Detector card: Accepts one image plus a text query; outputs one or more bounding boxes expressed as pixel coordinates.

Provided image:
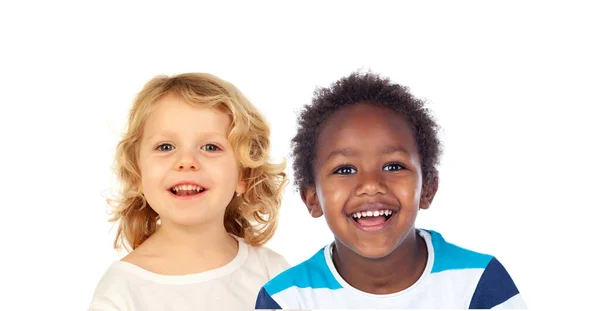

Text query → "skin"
[301,102,438,294]
[122,94,247,275]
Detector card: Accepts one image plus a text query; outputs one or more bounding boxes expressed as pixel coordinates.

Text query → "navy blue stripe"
[255,287,282,310]
[469,257,519,309]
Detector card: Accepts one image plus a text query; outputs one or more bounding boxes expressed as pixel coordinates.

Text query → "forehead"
[143,94,231,136]
[315,102,419,160]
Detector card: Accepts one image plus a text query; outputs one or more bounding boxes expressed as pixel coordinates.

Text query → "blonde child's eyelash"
[202,143,222,151]
[151,142,224,151]
[155,143,175,151]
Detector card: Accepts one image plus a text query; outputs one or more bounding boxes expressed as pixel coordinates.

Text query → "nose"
[175,152,200,171]
[355,169,388,196]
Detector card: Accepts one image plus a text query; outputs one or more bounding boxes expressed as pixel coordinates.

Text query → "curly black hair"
[291,71,442,191]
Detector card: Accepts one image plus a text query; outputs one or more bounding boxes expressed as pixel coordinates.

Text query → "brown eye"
[383,163,404,171]
[334,166,357,175]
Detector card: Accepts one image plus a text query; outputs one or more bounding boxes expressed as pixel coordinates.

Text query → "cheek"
[206,157,240,187]
[318,178,351,213]
[139,157,170,188]
[392,178,421,206]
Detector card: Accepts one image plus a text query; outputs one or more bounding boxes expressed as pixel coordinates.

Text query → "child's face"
[137,94,246,228]
[302,102,435,259]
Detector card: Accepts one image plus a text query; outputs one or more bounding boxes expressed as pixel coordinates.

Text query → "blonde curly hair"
[109,73,287,252]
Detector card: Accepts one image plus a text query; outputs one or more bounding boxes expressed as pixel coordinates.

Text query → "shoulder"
[421,229,526,309]
[250,243,288,267]
[423,229,494,274]
[469,257,526,309]
[255,246,341,309]
[244,241,290,278]
[265,246,340,294]
[88,262,136,311]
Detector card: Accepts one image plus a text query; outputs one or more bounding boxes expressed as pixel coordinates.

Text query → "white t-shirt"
[89,238,289,311]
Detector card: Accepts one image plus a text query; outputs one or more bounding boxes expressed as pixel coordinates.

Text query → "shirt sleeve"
[88,267,132,311]
[89,295,127,311]
[263,248,291,279]
[468,257,527,309]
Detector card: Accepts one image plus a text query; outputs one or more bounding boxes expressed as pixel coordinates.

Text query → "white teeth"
[352,209,394,218]
[172,184,204,192]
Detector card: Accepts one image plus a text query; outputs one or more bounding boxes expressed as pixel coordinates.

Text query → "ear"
[235,168,248,195]
[419,172,439,210]
[300,186,323,218]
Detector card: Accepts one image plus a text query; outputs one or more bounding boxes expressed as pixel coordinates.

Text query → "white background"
[1,1,598,310]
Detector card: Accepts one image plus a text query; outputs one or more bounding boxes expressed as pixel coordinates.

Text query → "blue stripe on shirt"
[263,248,342,296]
[427,230,493,273]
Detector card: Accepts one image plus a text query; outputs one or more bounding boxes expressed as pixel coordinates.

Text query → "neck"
[332,230,428,294]
[149,219,238,262]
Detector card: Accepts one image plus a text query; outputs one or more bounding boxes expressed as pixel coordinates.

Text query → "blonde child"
[89,73,289,310]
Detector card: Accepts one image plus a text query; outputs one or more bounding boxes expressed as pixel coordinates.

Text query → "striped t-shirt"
[255,229,525,309]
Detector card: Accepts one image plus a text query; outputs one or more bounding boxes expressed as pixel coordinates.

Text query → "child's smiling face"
[302,102,437,259]
[137,94,247,228]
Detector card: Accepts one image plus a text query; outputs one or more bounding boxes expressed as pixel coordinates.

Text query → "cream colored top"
[89,239,289,311]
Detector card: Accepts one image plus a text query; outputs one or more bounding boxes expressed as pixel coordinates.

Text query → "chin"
[166,213,219,227]
[352,245,396,260]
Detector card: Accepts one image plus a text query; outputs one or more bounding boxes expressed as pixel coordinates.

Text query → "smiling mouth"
[350,209,395,227]
[169,184,206,196]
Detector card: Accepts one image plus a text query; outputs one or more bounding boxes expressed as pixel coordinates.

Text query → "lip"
[167,181,207,190]
[167,181,208,201]
[346,202,399,217]
[168,190,207,200]
[347,201,399,232]
[350,211,396,232]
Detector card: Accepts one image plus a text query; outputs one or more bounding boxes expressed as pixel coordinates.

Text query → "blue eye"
[383,163,404,171]
[157,143,174,152]
[333,166,357,175]
[202,144,221,152]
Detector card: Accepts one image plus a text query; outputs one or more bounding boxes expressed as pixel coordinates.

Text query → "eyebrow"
[143,131,177,142]
[326,145,409,161]
[381,145,410,155]
[143,131,228,143]
[326,148,358,160]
